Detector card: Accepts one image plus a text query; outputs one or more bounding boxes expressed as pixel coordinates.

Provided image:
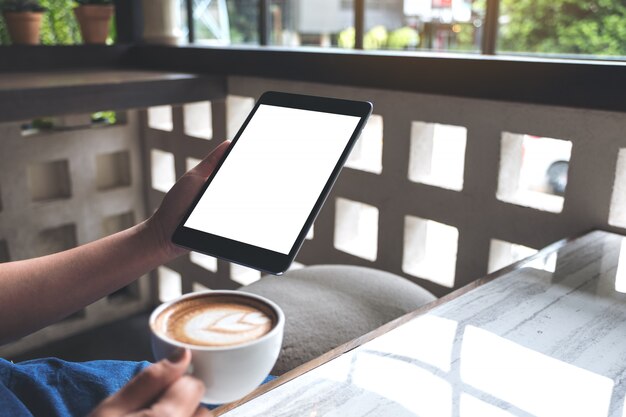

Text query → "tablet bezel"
[172,91,373,275]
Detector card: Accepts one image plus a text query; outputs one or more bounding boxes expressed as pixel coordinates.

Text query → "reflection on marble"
[614,241,626,293]
[460,326,613,417]
[222,231,626,417]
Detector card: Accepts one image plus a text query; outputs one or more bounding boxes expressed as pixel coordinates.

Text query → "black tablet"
[172,91,373,275]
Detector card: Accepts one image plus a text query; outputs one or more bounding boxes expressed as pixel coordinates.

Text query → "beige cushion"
[240,264,436,374]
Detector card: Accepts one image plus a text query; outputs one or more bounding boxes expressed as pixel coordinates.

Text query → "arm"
[0,141,230,345]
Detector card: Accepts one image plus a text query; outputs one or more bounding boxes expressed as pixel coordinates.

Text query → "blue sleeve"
[0,358,150,417]
[0,357,276,416]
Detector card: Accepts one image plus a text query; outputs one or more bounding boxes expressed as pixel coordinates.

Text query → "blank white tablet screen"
[184,104,361,254]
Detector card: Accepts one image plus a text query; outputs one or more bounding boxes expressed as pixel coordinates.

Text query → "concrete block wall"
[3,74,626,356]
[143,76,626,299]
[0,112,152,357]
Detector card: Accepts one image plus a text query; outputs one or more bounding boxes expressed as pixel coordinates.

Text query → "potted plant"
[1,0,45,45]
[73,0,113,44]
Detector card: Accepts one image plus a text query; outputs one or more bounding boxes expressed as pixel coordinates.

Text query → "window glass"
[498,0,626,57]
[365,0,485,52]
[192,0,259,45]
[269,0,354,47]
[186,0,626,60]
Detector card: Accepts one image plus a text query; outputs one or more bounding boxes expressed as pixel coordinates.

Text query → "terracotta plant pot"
[74,5,114,44]
[2,11,43,45]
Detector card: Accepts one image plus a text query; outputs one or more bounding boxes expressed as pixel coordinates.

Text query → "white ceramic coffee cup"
[149,290,284,404]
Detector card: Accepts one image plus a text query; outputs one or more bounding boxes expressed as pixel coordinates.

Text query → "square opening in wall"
[36,224,77,257]
[0,240,9,262]
[148,105,173,131]
[488,239,537,274]
[103,211,135,237]
[525,251,558,273]
[28,159,72,202]
[288,261,306,271]
[230,263,261,286]
[96,151,131,190]
[497,132,571,213]
[402,216,458,288]
[151,149,176,193]
[193,282,210,292]
[184,101,213,140]
[108,281,140,304]
[408,121,467,191]
[186,157,202,172]
[334,197,378,261]
[226,95,255,140]
[609,149,626,228]
[190,252,217,273]
[345,114,383,174]
[158,266,182,302]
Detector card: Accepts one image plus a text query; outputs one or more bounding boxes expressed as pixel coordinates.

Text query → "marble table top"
[217,230,626,417]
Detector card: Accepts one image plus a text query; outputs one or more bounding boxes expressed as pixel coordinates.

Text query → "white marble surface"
[222,231,626,417]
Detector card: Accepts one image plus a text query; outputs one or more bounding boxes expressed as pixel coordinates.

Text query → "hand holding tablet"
[172,91,373,274]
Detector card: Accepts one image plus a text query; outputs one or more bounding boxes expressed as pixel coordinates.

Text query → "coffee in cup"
[154,293,276,347]
[150,290,284,404]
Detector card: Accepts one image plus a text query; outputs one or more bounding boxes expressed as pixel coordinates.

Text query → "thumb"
[95,348,191,414]
[190,141,231,178]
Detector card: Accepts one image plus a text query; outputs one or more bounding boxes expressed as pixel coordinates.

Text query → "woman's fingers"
[145,375,206,417]
[92,349,191,415]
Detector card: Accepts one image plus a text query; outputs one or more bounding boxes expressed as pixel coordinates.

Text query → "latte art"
[157,296,276,347]
[178,304,271,346]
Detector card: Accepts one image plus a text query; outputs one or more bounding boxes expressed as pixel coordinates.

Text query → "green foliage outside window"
[364,26,388,50]
[387,26,420,50]
[499,0,626,56]
[454,24,476,51]
[338,26,420,50]
[226,0,258,44]
[193,0,258,44]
